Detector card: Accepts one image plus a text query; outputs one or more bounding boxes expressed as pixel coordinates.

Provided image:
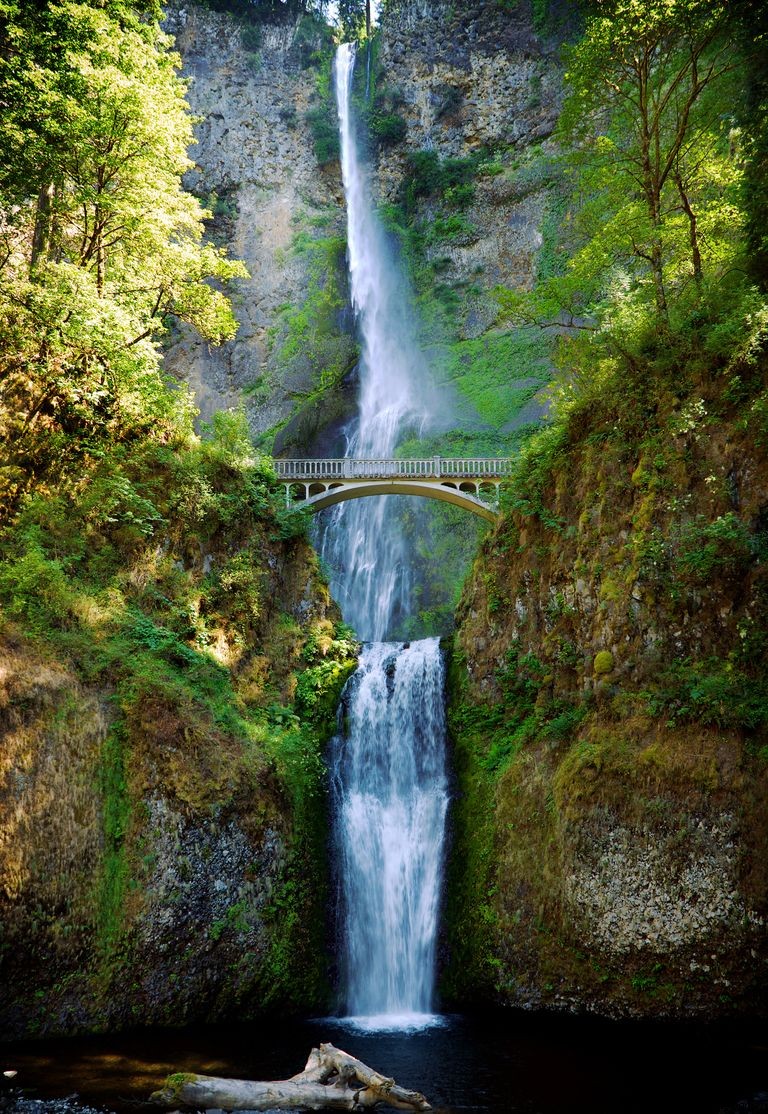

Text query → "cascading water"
[322,43,449,1027]
[319,41,434,642]
[329,639,448,1024]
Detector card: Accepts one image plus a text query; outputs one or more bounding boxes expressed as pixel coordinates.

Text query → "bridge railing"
[273,457,514,481]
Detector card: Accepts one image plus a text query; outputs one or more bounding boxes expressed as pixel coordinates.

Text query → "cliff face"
[0,459,356,1037]
[163,1,564,456]
[446,346,768,1017]
[378,0,563,297]
[163,5,354,446]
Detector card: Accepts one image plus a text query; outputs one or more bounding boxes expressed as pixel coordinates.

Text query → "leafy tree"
[0,2,247,516]
[336,0,370,41]
[499,0,745,344]
[730,0,768,287]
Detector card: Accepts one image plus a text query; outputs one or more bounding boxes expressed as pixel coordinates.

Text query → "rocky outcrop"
[446,351,768,1018]
[0,522,354,1038]
[163,4,350,437]
[378,0,563,295]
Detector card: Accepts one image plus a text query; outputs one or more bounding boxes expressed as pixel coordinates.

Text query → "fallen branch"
[150,1042,431,1112]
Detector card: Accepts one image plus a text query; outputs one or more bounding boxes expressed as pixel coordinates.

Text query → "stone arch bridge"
[274,458,513,521]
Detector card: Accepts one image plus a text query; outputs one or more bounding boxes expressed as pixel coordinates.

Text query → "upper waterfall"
[317,43,437,641]
[334,42,431,460]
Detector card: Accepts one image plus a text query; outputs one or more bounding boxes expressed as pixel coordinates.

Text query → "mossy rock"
[593,650,614,675]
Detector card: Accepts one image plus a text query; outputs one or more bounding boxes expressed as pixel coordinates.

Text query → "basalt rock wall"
[445,354,768,1018]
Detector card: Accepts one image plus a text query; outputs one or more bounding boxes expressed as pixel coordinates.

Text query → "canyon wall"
[445,344,768,1017]
[163,4,354,449]
[0,472,355,1037]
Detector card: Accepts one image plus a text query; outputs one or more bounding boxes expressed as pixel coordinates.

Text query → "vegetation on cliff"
[445,0,768,1017]
[0,0,356,1036]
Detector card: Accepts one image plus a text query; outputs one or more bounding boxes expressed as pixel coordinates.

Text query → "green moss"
[305,48,339,164]
[435,329,551,430]
[98,724,130,955]
[593,650,614,675]
[441,650,500,1002]
[269,233,357,404]
[152,1072,198,1105]
[256,625,358,1010]
[0,407,357,1024]
[645,657,768,731]
[306,107,340,165]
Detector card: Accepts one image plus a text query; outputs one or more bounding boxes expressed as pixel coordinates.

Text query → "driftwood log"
[150,1043,431,1112]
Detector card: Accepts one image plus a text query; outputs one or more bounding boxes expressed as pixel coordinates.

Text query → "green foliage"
[496,0,762,385]
[636,511,763,597]
[269,234,357,397]
[441,652,502,1002]
[240,23,262,51]
[306,50,340,164]
[198,0,325,21]
[675,513,757,580]
[437,329,551,429]
[306,106,341,165]
[98,724,130,953]
[394,498,488,639]
[733,1,768,286]
[0,0,248,520]
[402,149,481,211]
[336,0,369,41]
[499,422,568,529]
[646,657,768,731]
[428,213,476,244]
[367,110,407,148]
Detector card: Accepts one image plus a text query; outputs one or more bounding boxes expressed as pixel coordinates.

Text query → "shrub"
[369,111,407,148]
[306,107,340,165]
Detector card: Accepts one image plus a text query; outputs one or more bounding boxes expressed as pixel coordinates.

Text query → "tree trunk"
[673,167,703,286]
[30,183,54,275]
[150,1043,431,1113]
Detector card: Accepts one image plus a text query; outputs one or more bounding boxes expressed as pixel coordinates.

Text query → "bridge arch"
[302,480,498,521]
[274,457,512,523]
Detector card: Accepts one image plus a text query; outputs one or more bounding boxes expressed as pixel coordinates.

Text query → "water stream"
[329,639,448,1025]
[319,41,433,642]
[322,43,449,1025]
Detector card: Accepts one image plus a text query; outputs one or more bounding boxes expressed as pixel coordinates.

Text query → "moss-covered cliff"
[0,421,356,1037]
[0,0,357,1035]
[445,317,768,1017]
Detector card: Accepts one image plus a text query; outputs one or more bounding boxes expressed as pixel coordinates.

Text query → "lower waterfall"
[329,639,448,1025]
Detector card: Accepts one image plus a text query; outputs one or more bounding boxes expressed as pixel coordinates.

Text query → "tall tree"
[559,0,735,324]
[0,1,247,514]
[498,0,749,358]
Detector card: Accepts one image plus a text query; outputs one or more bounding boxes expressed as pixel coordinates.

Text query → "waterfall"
[321,43,449,1028]
[319,42,433,643]
[329,639,448,1024]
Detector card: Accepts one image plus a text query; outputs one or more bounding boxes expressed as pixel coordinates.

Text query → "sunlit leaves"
[0,1,249,513]
[496,0,755,373]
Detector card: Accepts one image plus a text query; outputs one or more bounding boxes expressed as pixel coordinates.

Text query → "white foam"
[326,1012,448,1034]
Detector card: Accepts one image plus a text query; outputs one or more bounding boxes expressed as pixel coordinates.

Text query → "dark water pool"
[1,1011,767,1114]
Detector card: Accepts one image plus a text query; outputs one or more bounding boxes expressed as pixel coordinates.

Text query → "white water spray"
[320,42,434,642]
[330,639,448,1024]
[325,44,449,1028]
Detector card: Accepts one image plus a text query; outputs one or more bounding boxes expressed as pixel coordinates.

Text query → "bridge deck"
[274,457,513,481]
